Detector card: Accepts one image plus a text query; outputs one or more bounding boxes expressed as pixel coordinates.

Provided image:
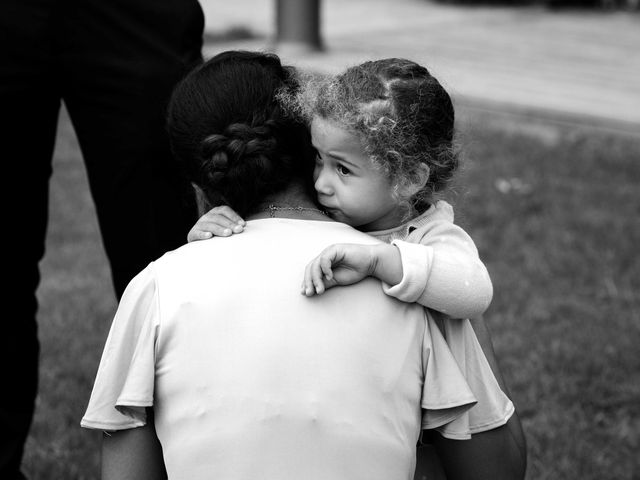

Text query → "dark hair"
[166,50,312,217]
[293,58,459,215]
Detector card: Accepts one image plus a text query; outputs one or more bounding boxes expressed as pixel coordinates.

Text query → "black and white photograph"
[2,0,638,478]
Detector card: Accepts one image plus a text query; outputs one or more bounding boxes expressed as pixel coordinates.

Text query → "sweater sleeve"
[381,220,493,319]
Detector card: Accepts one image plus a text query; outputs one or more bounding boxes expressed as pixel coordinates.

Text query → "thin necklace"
[265,204,328,218]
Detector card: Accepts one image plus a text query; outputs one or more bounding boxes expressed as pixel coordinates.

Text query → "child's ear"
[399,163,431,200]
[417,163,430,188]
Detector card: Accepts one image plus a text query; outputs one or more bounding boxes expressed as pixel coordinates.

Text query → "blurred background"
[27,0,639,478]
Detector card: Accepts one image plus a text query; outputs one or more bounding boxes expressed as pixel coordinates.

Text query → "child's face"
[310,117,405,231]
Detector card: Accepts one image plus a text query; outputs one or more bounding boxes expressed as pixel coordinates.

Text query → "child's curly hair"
[286,58,459,215]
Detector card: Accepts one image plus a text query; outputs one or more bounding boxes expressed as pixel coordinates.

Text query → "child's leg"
[414,444,446,480]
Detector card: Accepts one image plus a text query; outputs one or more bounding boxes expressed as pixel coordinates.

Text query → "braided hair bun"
[200,122,277,186]
[167,51,312,216]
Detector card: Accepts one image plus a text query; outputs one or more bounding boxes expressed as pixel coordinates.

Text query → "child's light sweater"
[369,200,493,319]
[369,200,514,438]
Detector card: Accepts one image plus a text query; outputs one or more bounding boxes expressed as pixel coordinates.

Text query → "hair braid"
[167,51,314,217]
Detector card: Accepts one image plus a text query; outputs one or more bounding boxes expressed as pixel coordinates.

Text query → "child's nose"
[314,169,333,195]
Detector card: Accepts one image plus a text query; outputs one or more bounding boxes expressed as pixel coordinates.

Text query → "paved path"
[201,0,640,136]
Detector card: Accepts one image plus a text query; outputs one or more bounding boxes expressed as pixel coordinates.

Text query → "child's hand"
[301,243,377,296]
[187,206,246,242]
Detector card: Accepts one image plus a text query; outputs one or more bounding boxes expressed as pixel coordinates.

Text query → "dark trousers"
[0,1,204,477]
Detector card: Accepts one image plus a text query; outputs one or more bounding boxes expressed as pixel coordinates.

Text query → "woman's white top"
[82,219,478,480]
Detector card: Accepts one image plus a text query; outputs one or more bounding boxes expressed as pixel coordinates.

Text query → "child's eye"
[337,164,351,176]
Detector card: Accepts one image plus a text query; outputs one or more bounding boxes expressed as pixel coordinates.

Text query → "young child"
[188,58,513,440]
[190,58,491,318]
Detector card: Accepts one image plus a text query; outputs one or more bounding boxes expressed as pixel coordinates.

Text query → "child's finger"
[301,262,312,295]
[302,259,319,296]
[319,256,333,282]
[195,230,213,240]
[210,214,243,233]
[188,222,236,242]
[187,228,213,242]
[213,206,246,227]
[310,260,326,295]
[201,221,235,237]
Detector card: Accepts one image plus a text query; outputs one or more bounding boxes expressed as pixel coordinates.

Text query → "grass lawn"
[23,106,639,479]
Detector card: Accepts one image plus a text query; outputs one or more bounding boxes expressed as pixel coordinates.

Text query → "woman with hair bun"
[80,51,525,480]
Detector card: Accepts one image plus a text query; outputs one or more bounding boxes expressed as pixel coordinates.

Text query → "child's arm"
[384,219,493,318]
[187,206,246,242]
[302,243,402,295]
[302,221,492,319]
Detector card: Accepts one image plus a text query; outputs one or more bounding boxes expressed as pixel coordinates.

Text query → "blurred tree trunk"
[275,0,323,53]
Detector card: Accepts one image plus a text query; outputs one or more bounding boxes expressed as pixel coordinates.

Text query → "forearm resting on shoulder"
[369,243,404,286]
[383,240,493,318]
[425,249,493,318]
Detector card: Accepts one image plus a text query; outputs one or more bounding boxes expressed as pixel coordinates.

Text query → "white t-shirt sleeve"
[81,264,160,431]
[382,222,493,319]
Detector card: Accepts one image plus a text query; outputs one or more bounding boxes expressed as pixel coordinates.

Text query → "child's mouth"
[320,204,338,214]
[323,207,343,220]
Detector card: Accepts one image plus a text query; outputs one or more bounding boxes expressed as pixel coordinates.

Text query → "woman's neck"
[246,181,331,222]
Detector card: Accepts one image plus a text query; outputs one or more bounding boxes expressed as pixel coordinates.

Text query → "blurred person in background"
[0,0,204,478]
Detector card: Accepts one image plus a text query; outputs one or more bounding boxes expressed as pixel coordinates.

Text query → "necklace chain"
[266,204,328,218]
